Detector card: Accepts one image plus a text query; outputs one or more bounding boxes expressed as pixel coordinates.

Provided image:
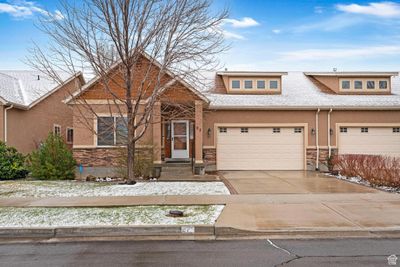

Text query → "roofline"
[217,71,288,76]
[304,72,399,77]
[208,105,400,111]
[65,52,209,104]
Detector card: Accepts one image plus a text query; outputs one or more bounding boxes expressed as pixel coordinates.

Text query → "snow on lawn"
[0,205,224,227]
[331,174,400,194]
[0,181,230,198]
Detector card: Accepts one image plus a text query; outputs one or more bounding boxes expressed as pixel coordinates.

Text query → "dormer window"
[367,81,375,89]
[341,80,350,89]
[231,80,240,89]
[354,81,363,89]
[244,80,253,89]
[269,80,278,89]
[379,80,388,89]
[257,80,265,89]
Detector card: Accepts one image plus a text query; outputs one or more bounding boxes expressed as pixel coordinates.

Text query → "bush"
[117,146,154,179]
[0,142,28,180]
[332,154,400,188]
[27,133,76,180]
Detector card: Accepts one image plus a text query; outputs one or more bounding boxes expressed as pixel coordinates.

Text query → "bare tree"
[27,0,227,182]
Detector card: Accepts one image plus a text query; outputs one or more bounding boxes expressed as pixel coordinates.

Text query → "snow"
[206,72,400,108]
[0,205,225,227]
[0,181,230,198]
[331,174,400,194]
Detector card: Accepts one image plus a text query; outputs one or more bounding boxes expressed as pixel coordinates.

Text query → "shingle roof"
[0,70,72,109]
[206,72,400,109]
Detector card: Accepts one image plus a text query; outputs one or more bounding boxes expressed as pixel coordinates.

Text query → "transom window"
[219,127,227,133]
[244,80,253,89]
[269,80,278,89]
[53,124,61,136]
[379,80,388,89]
[340,127,348,133]
[240,127,249,133]
[257,80,265,89]
[354,81,363,89]
[367,81,375,89]
[294,128,302,133]
[393,128,400,133]
[361,127,368,133]
[341,80,350,89]
[273,127,280,133]
[97,116,128,146]
[66,128,73,143]
[231,80,240,89]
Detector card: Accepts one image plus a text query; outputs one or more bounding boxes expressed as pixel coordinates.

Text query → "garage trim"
[214,123,308,170]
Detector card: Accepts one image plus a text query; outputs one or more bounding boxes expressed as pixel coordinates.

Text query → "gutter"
[315,108,320,171]
[208,105,400,111]
[328,108,333,158]
[4,105,13,143]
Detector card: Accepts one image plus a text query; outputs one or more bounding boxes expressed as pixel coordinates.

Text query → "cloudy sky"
[1,0,400,71]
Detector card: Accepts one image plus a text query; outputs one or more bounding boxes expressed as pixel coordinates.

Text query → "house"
[66,57,400,176]
[0,71,84,154]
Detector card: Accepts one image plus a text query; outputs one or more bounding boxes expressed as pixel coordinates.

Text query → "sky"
[1,0,400,71]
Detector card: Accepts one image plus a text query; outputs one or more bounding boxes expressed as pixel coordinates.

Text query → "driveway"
[220,171,377,194]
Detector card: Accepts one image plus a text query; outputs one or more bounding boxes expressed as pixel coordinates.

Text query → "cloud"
[0,0,63,20]
[314,6,324,14]
[272,29,281,34]
[223,17,260,28]
[278,45,400,61]
[222,30,245,40]
[336,1,400,18]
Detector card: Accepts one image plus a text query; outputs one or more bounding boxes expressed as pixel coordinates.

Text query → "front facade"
[67,61,400,176]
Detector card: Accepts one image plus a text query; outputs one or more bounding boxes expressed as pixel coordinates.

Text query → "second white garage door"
[216,127,304,170]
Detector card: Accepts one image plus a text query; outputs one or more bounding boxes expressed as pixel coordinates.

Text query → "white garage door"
[339,127,400,158]
[216,127,304,170]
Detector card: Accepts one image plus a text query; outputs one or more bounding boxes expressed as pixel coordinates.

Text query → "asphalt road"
[0,238,399,267]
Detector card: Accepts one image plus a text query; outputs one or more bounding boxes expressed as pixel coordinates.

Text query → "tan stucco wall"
[6,78,80,154]
[0,105,4,142]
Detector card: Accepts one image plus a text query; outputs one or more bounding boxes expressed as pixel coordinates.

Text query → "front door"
[171,120,189,158]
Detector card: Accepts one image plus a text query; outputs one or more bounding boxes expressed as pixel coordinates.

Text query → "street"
[0,238,398,267]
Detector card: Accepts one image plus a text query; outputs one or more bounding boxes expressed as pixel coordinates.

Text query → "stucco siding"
[0,105,4,142]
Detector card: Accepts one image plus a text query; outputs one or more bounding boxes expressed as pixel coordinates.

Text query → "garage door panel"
[217,127,304,171]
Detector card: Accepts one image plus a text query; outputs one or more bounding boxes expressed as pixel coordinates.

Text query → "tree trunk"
[127,139,135,183]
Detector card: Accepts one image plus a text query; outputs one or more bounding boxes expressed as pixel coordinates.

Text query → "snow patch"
[330,174,400,193]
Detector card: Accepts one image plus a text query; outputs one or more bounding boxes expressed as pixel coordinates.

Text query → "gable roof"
[64,53,209,104]
[0,70,84,109]
[206,71,400,110]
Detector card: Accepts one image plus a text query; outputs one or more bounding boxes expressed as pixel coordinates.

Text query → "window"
[240,127,249,133]
[294,128,302,133]
[379,80,388,89]
[231,80,240,89]
[361,127,368,133]
[66,128,73,143]
[341,80,350,89]
[367,81,375,89]
[340,127,348,133]
[97,116,128,146]
[273,127,280,133]
[393,128,400,133]
[354,81,363,89]
[219,127,227,133]
[269,80,278,89]
[53,124,61,136]
[257,80,265,89]
[244,80,253,89]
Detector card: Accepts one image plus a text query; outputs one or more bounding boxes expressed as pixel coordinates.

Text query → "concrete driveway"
[220,171,377,194]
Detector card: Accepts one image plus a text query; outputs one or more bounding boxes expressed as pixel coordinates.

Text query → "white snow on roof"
[0,70,71,108]
[206,72,400,108]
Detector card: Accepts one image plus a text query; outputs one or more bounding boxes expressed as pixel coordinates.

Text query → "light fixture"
[207,128,211,137]
[311,128,315,135]
[330,128,334,135]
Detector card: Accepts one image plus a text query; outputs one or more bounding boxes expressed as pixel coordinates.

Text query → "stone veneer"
[203,148,216,165]
[73,148,123,167]
[306,148,337,171]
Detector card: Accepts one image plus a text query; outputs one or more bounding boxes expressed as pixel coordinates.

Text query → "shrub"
[332,154,400,188]
[117,146,154,179]
[27,133,76,180]
[0,142,28,180]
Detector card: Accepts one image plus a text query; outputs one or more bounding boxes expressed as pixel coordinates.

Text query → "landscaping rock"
[86,175,96,182]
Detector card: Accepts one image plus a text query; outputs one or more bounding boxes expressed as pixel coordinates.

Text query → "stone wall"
[306,148,337,171]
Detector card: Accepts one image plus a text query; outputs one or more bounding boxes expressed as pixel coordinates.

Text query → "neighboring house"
[66,56,400,176]
[0,71,84,154]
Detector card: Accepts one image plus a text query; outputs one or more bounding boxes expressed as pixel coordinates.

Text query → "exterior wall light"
[207,128,211,137]
[330,128,334,135]
[311,128,316,135]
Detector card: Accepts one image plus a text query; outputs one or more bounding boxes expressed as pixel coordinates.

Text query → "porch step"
[161,162,192,168]
[160,165,194,179]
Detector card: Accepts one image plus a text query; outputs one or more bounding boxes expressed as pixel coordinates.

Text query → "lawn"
[0,181,230,198]
[0,205,224,227]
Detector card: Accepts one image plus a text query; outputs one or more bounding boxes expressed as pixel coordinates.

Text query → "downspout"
[328,108,333,158]
[4,105,13,143]
[315,108,320,170]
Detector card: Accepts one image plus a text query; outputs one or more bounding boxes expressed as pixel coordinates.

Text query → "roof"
[206,72,400,110]
[217,71,288,76]
[0,70,82,109]
[304,71,398,77]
